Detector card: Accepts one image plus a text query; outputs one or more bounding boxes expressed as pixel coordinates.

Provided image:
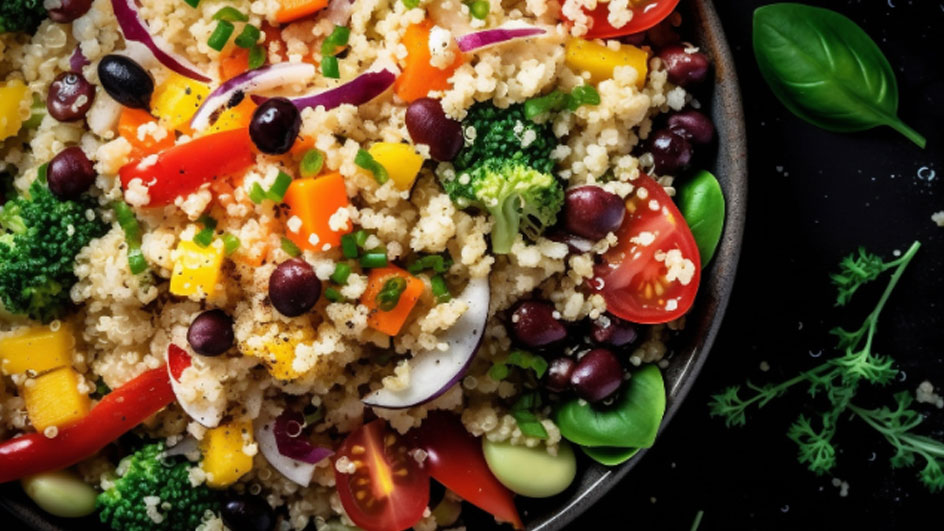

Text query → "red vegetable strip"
[168,344,192,381]
[0,366,174,483]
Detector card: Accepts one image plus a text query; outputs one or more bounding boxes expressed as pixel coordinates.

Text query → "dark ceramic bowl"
[0,0,745,529]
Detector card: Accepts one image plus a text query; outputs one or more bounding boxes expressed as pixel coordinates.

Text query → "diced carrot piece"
[118,108,175,162]
[289,134,316,158]
[361,266,426,336]
[283,172,352,252]
[395,20,464,103]
[220,46,251,81]
[276,0,329,23]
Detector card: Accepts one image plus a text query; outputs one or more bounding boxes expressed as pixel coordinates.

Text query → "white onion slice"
[253,68,396,112]
[255,410,322,487]
[189,62,317,132]
[455,25,547,53]
[166,344,224,428]
[110,0,211,82]
[363,277,490,409]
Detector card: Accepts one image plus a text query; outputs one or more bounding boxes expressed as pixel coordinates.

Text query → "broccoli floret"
[97,442,220,531]
[443,160,563,254]
[0,174,107,322]
[0,0,46,34]
[453,101,557,174]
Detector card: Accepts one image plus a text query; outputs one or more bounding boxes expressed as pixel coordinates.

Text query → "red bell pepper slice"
[414,412,523,529]
[0,366,174,483]
[119,128,256,207]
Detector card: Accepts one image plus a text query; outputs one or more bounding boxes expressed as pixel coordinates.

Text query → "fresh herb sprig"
[710,241,944,491]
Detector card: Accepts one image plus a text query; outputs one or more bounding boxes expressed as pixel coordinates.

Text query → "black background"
[576,0,944,529]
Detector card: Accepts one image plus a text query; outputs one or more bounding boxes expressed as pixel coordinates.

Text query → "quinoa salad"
[0,0,721,529]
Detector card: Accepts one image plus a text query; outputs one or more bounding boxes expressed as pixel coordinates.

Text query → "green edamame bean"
[677,169,725,264]
[21,470,98,518]
[482,439,576,498]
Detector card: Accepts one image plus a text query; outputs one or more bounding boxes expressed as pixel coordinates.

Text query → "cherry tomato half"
[413,412,523,529]
[564,0,680,39]
[590,173,701,324]
[334,420,430,531]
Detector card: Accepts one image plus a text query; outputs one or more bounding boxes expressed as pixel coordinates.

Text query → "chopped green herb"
[222,233,241,256]
[281,236,302,257]
[113,201,148,275]
[208,20,235,52]
[376,277,407,311]
[212,6,248,22]
[331,263,352,285]
[235,24,261,49]
[355,149,389,184]
[324,287,345,302]
[513,410,549,439]
[36,163,48,184]
[401,0,420,8]
[406,254,453,274]
[340,233,359,258]
[430,274,450,303]
[359,251,387,269]
[183,0,200,7]
[488,363,510,381]
[300,149,325,178]
[249,182,266,204]
[524,85,601,120]
[268,171,293,202]
[248,44,266,69]
[490,350,549,381]
[470,0,490,20]
[567,85,601,110]
[193,216,217,248]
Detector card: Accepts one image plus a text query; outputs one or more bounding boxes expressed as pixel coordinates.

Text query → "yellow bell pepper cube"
[368,142,424,190]
[206,97,256,135]
[240,323,314,380]
[170,240,225,298]
[201,421,254,488]
[565,39,649,87]
[151,73,211,132]
[0,323,75,376]
[0,80,30,141]
[21,367,90,432]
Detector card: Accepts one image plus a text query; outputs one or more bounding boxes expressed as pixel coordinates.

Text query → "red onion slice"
[110,0,211,82]
[362,276,490,409]
[273,410,333,464]
[255,409,333,486]
[321,0,355,26]
[166,344,224,428]
[189,62,317,132]
[252,68,396,112]
[69,45,89,73]
[455,25,547,53]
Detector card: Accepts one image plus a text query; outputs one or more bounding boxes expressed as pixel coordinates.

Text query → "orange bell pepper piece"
[118,108,175,162]
[283,172,352,252]
[220,46,250,81]
[276,0,328,24]
[395,20,464,103]
[361,266,426,336]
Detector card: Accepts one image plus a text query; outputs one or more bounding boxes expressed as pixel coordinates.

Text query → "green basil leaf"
[678,169,725,265]
[554,364,666,448]
[753,3,925,148]
[582,445,640,466]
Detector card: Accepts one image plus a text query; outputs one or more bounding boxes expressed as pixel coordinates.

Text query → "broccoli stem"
[488,194,522,254]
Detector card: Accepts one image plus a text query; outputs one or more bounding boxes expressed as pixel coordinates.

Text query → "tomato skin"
[563,0,680,39]
[334,420,430,531]
[591,173,701,324]
[413,412,523,529]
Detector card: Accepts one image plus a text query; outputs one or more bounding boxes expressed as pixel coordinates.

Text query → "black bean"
[570,348,623,403]
[510,301,566,348]
[658,45,710,88]
[97,55,154,110]
[269,258,321,317]
[221,495,276,531]
[405,98,464,162]
[563,186,626,241]
[667,109,715,145]
[249,98,301,155]
[545,357,576,393]
[647,128,693,176]
[47,0,93,23]
[187,310,235,357]
[46,71,95,122]
[47,146,95,200]
[590,314,638,347]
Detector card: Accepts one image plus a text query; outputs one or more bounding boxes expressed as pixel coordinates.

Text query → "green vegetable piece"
[523,90,568,120]
[212,6,248,22]
[268,171,293,202]
[248,44,266,69]
[430,274,450,303]
[21,470,98,518]
[193,215,217,248]
[482,439,577,498]
[753,4,925,148]
[581,445,641,466]
[322,25,351,55]
[331,263,352,285]
[470,0,490,19]
[355,149,389,184]
[401,0,420,7]
[324,287,344,302]
[321,55,340,79]
[114,200,148,274]
[340,233,359,258]
[249,182,267,203]
[376,276,407,310]
[567,85,600,110]
[512,409,549,439]
[281,236,301,257]
[208,20,235,52]
[0,0,47,34]
[222,233,241,256]
[23,94,45,129]
[353,229,369,248]
[677,169,725,264]
[235,24,261,49]
[360,251,388,269]
[183,0,200,7]
[300,149,325,178]
[555,364,666,448]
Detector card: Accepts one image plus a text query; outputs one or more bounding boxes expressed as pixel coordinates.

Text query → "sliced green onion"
[359,251,387,269]
[512,409,549,439]
[321,56,340,79]
[402,0,420,7]
[222,233,241,256]
[36,163,48,185]
[353,229,369,248]
[212,6,248,22]
[183,0,200,7]
[488,362,509,381]
[355,149,389,184]
[249,182,266,204]
[325,287,345,302]
[300,149,325,178]
[193,216,217,248]
[470,0,490,20]
[248,44,266,69]
[127,249,148,275]
[268,171,293,202]
[23,95,45,129]
[304,407,324,426]
[281,236,301,257]
[321,26,351,55]
[376,276,407,311]
[208,21,235,52]
[524,90,568,120]
[430,274,451,303]
[235,24,261,49]
[113,201,148,275]
[331,263,352,285]
[568,85,601,110]
[340,233,359,258]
